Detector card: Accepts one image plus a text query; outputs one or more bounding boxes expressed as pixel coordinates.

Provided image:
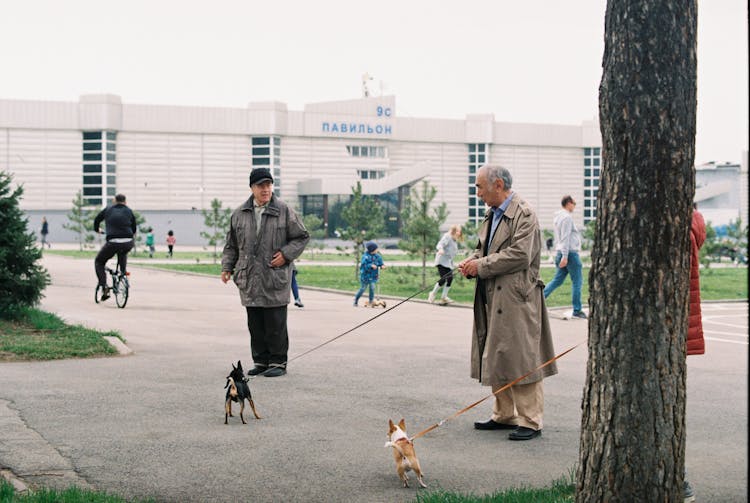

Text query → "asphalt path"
[0,255,746,502]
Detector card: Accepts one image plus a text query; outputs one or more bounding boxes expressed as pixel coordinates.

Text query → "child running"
[353,241,385,307]
[166,230,176,258]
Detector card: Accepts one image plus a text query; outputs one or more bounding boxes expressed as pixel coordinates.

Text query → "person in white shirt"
[543,195,586,319]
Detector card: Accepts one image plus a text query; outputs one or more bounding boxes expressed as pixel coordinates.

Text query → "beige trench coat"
[469,194,557,387]
[222,195,309,307]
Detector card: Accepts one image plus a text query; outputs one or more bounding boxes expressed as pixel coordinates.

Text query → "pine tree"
[63,190,96,251]
[131,210,149,256]
[201,198,232,264]
[0,171,51,319]
[398,180,448,288]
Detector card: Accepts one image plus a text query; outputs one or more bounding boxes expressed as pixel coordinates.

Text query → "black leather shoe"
[247,365,267,376]
[264,366,286,377]
[508,426,541,440]
[474,419,518,430]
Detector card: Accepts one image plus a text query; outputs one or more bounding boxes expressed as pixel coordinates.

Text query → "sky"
[0,0,747,165]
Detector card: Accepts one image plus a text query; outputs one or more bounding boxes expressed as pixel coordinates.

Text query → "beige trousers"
[491,380,544,430]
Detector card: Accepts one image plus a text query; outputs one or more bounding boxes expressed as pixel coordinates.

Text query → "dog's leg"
[224,399,231,424]
[414,464,427,487]
[239,400,246,424]
[248,399,262,419]
[414,462,427,488]
[397,465,409,488]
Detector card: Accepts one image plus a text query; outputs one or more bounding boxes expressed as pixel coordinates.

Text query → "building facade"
[1,94,601,244]
[695,158,749,229]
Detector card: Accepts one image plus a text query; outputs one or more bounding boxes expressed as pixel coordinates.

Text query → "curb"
[0,468,29,494]
[104,336,133,355]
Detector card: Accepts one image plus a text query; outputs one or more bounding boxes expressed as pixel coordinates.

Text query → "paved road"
[1,255,746,502]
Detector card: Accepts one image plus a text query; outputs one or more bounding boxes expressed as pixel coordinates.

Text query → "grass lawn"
[0,308,120,361]
[1,474,572,503]
[0,479,153,503]
[413,474,574,502]
[139,263,747,307]
[44,248,432,263]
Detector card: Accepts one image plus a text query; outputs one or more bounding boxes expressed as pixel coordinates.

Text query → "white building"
[1,94,602,244]
[695,157,749,229]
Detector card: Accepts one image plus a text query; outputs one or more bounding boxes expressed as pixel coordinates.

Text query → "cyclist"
[93,194,137,301]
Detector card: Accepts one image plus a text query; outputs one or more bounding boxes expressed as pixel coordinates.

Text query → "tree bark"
[576,1,697,501]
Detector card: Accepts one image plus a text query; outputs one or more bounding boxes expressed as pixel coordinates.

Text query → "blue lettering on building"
[321,122,393,135]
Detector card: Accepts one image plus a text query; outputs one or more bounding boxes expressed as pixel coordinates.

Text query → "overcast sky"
[1,0,746,165]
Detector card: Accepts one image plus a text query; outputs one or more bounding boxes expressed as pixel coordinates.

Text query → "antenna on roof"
[362,73,373,97]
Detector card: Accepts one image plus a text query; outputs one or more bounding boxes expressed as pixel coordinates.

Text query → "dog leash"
[284,266,461,364]
[408,341,584,442]
[250,267,461,377]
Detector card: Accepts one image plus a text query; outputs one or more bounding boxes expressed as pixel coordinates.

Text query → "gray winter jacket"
[222,195,309,307]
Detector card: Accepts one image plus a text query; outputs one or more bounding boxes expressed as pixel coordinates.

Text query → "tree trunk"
[576,1,697,501]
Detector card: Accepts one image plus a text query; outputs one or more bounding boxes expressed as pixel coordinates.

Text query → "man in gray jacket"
[221,168,310,377]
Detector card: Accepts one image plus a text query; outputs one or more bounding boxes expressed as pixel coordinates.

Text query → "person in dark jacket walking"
[40,217,51,248]
[93,194,137,301]
[221,168,309,377]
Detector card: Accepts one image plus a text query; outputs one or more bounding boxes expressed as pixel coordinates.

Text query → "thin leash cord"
[286,266,461,364]
[408,341,584,442]
[252,266,461,376]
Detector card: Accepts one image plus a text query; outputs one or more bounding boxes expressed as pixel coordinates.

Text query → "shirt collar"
[492,191,514,215]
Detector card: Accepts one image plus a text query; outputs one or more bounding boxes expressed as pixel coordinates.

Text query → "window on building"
[583,147,601,224]
[346,145,387,158]
[82,131,116,207]
[468,143,488,225]
[357,170,385,180]
[251,136,281,196]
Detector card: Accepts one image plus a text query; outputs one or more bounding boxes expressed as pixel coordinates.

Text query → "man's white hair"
[481,164,513,189]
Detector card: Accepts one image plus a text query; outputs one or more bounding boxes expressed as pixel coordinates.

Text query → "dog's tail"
[384,441,409,461]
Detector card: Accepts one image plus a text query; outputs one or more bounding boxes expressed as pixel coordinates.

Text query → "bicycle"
[95,258,130,308]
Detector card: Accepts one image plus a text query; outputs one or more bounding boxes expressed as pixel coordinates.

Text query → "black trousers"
[436,265,454,287]
[245,306,289,368]
[95,241,134,286]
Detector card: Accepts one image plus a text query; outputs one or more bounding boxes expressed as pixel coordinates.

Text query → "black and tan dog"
[224,360,261,424]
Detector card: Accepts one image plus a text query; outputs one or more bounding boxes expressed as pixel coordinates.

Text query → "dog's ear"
[232,362,236,370]
[388,419,394,429]
[237,360,243,371]
[398,418,406,430]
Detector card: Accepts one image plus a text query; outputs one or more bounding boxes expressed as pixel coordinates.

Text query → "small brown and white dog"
[385,418,427,488]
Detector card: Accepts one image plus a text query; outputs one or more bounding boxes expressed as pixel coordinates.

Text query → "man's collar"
[491,191,514,214]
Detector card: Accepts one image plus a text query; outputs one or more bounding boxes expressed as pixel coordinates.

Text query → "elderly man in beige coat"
[458,164,556,441]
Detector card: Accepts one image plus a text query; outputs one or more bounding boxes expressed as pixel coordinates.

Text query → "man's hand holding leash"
[458,258,478,279]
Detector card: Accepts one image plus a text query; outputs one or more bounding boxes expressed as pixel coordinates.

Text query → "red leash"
[409,342,584,441]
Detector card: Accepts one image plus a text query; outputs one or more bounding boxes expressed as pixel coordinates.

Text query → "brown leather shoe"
[474,419,518,430]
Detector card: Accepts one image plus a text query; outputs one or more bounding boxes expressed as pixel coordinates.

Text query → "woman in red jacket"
[688,205,706,355]
[685,204,707,503]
